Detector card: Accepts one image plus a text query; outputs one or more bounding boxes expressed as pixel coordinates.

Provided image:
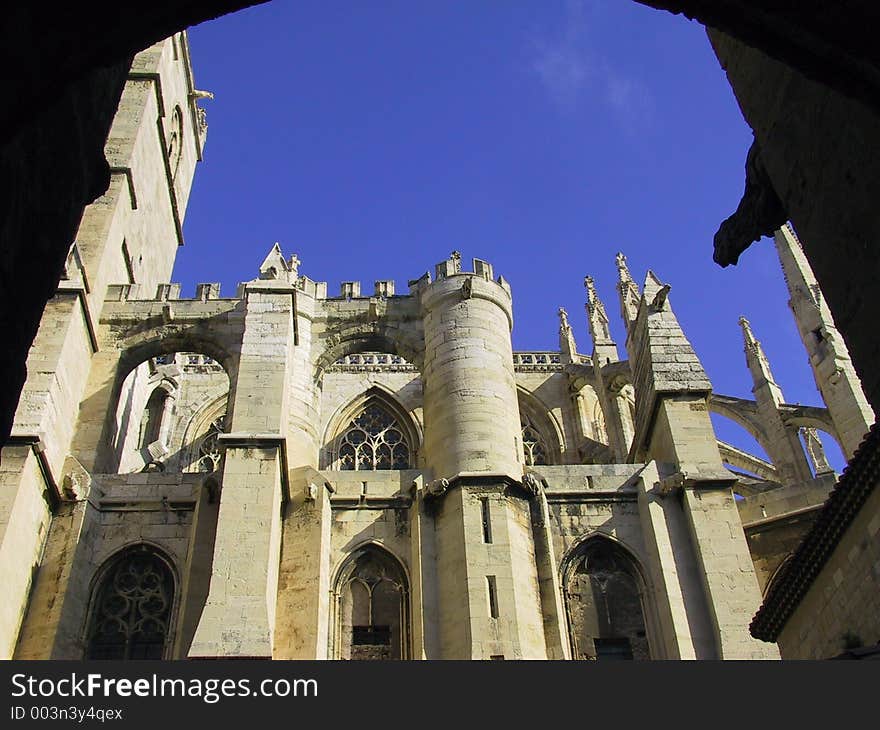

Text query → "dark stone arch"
[762,553,795,600]
[83,543,178,660]
[709,395,770,449]
[104,336,233,475]
[332,543,410,660]
[561,535,651,661]
[314,321,424,381]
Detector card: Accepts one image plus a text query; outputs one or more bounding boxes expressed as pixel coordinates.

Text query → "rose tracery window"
[337,402,411,470]
[86,549,174,660]
[521,416,548,466]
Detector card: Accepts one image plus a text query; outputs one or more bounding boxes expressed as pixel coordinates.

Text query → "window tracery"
[195,414,226,472]
[521,415,548,466]
[337,402,411,470]
[86,549,174,660]
[336,547,408,660]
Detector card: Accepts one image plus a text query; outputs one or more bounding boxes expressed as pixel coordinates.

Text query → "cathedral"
[2,31,873,661]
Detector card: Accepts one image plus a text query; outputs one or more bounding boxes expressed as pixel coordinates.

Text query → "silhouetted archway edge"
[5,1,880,452]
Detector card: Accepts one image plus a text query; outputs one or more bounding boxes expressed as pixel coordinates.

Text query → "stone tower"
[419,254,546,659]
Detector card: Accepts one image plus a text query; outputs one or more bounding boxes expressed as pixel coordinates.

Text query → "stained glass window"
[338,403,411,470]
[86,549,174,660]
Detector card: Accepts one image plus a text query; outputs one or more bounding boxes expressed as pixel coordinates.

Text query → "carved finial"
[739,316,758,350]
[450,250,462,273]
[289,253,301,278]
[584,275,612,344]
[559,307,570,331]
[615,253,633,284]
[259,242,289,281]
[615,253,641,328]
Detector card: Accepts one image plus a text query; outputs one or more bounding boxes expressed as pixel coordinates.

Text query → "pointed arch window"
[85,547,175,660]
[337,402,411,470]
[521,415,548,466]
[564,538,650,661]
[334,546,409,660]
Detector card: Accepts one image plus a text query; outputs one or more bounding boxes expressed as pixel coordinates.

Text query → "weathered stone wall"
[738,479,833,593]
[14,472,206,659]
[777,483,880,658]
[0,446,52,658]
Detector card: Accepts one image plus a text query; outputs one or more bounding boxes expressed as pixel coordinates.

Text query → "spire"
[739,316,785,405]
[558,307,578,363]
[615,252,640,329]
[774,224,874,458]
[258,242,290,281]
[775,224,821,316]
[622,265,714,464]
[584,276,619,364]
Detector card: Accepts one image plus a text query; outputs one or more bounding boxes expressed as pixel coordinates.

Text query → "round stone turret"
[420,256,521,480]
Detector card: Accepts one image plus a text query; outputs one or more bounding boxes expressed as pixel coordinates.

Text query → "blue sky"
[174,0,845,471]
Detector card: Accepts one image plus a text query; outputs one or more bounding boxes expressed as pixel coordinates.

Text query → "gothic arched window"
[337,402,411,470]
[85,547,175,660]
[521,415,548,466]
[564,538,650,661]
[335,546,409,660]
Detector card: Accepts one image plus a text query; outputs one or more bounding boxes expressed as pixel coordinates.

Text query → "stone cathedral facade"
[2,33,873,661]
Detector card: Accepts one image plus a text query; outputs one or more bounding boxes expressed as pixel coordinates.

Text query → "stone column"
[188,284,294,658]
[419,256,547,659]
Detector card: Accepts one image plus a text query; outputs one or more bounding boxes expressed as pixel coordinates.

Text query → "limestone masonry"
[2,33,872,660]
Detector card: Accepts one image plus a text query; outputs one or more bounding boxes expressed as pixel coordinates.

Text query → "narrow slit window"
[480,498,492,543]
[487,576,499,619]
